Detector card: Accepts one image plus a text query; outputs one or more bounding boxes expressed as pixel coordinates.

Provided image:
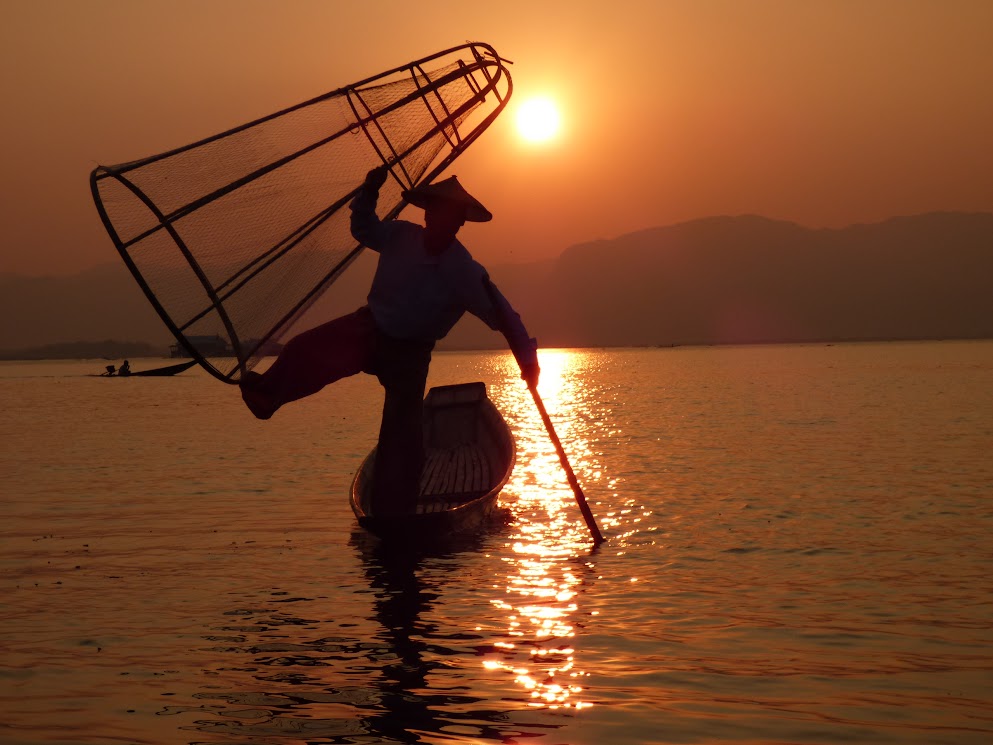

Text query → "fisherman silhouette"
[119,360,131,376]
[240,166,538,514]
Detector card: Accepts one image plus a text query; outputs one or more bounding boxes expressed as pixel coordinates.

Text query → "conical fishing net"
[91,43,512,383]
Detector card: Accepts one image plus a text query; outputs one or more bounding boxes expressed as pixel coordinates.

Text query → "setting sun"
[515,96,561,143]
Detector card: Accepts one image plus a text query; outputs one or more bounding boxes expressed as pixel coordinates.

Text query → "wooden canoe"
[350,381,515,539]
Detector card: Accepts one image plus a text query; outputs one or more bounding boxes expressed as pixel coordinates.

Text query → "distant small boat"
[350,382,515,540]
[96,360,198,377]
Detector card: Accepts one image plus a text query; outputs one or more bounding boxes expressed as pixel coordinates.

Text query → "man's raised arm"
[349,166,390,251]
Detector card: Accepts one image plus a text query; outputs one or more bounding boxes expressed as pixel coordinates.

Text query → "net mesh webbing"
[91,43,511,383]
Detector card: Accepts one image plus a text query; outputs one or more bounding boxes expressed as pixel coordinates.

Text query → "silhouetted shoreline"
[4,212,992,357]
[0,340,160,361]
[2,335,990,362]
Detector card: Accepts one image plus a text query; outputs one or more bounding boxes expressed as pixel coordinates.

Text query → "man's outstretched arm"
[478,275,540,387]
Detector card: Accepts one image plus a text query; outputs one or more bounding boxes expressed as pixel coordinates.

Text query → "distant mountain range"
[2,212,991,358]
[471,211,993,349]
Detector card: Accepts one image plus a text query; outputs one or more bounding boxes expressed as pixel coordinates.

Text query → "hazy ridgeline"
[2,212,991,356]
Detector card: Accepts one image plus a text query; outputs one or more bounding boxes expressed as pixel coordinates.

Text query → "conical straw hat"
[402,176,492,222]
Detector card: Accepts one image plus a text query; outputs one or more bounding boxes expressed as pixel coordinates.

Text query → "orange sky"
[2,0,992,276]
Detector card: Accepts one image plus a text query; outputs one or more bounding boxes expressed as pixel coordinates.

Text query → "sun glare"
[516,97,561,143]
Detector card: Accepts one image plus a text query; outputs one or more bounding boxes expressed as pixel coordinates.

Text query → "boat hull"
[130,360,198,377]
[350,382,515,541]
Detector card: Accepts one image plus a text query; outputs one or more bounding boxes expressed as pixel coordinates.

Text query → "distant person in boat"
[240,165,539,514]
[119,360,131,377]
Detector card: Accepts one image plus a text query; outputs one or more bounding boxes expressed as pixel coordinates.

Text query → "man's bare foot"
[240,371,277,420]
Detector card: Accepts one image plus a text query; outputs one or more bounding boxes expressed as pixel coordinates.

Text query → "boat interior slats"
[419,442,493,497]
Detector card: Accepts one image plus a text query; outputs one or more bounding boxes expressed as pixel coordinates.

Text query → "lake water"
[2,342,992,745]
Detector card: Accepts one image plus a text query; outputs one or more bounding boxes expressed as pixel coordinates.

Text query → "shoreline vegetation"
[2,335,991,362]
[0,340,161,361]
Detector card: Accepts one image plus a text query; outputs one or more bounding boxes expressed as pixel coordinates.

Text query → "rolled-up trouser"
[247,306,432,514]
[249,307,377,407]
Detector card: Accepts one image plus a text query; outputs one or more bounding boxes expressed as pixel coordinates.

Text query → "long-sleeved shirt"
[349,183,537,368]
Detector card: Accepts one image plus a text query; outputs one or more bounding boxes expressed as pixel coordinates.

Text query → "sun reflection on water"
[483,349,617,710]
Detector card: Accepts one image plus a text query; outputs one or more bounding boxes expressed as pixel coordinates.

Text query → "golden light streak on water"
[481,349,621,710]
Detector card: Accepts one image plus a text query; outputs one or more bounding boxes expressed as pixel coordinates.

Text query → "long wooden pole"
[528,383,605,545]
[481,276,605,545]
